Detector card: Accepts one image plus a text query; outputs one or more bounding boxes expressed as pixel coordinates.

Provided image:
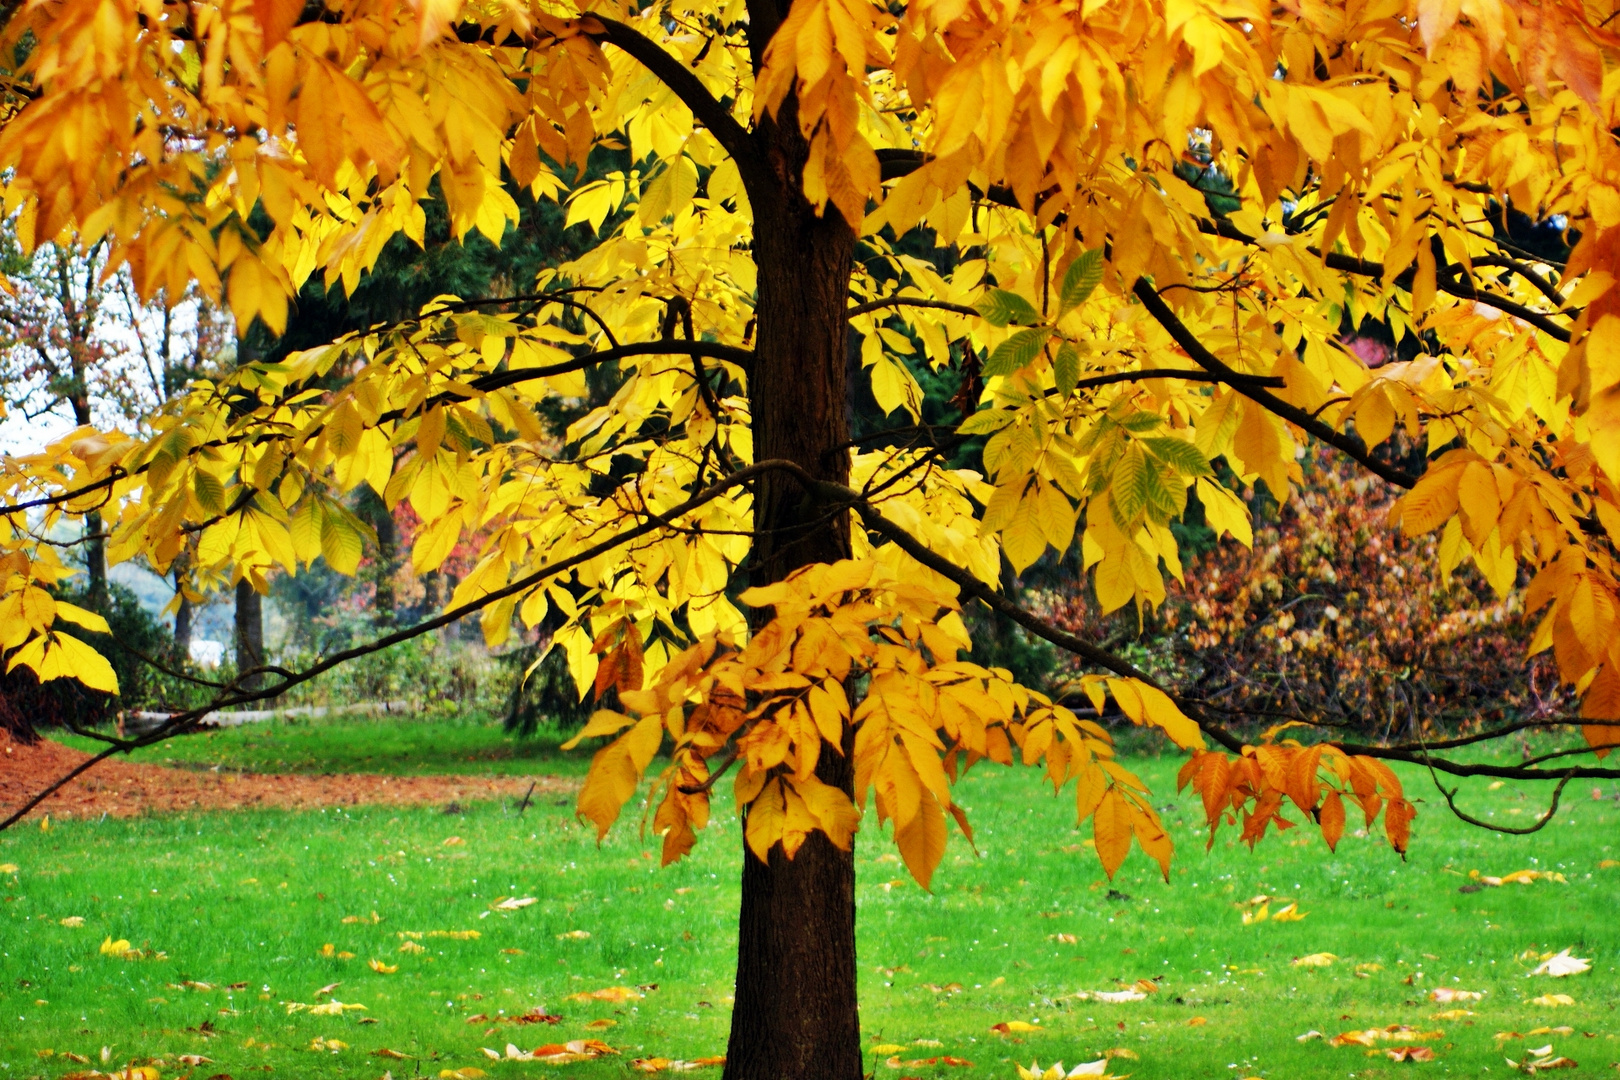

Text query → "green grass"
[57,712,592,778]
[3,746,1619,1079]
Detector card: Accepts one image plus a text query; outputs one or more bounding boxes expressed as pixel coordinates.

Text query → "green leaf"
[958,409,1016,435]
[1059,249,1105,314]
[976,289,1040,328]
[1109,444,1151,525]
[1116,410,1164,433]
[982,328,1052,378]
[1141,436,1214,477]
[1143,461,1187,523]
[1053,342,1080,396]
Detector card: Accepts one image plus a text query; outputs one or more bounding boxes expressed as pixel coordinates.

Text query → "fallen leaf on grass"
[1508,1050,1579,1072]
[1053,933,1078,944]
[1270,903,1308,922]
[482,1044,537,1061]
[341,912,381,925]
[532,1039,617,1063]
[372,1049,410,1059]
[1103,1049,1138,1060]
[285,1000,366,1015]
[1530,994,1576,1007]
[1187,1017,1208,1027]
[1476,870,1567,887]
[1297,1031,1323,1042]
[631,1057,726,1073]
[398,941,426,954]
[873,1045,910,1054]
[315,982,341,998]
[1431,1010,1475,1020]
[992,1021,1042,1034]
[923,983,964,994]
[1383,1046,1436,1062]
[1069,990,1147,1002]
[1017,1061,1113,1079]
[501,948,524,955]
[1530,951,1591,978]
[177,1055,213,1065]
[557,930,592,940]
[1430,988,1484,1003]
[0,863,17,873]
[368,959,398,974]
[490,896,537,911]
[443,836,464,846]
[427,930,480,940]
[585,1019,617,1030]
[60,916,85,927]
[1599,860,1620,870]
[882,1055,974,1068]
[439,1069,486,1079]
[1330,1026,1444,1047]
[566,986,643,1003]
[1293,953,1338,968]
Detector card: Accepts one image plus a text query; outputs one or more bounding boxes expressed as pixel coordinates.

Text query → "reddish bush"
[1040,449,1568,740]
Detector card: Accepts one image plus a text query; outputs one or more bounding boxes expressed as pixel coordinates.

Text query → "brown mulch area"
[0,732,577,821]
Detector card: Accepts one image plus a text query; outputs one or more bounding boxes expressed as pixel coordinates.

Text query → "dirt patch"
[0,732,577,821]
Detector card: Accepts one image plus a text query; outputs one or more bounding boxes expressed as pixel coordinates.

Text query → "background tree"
[5,2,1620,1079]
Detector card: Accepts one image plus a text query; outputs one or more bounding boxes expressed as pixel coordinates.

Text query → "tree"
[4,2,1620,1077]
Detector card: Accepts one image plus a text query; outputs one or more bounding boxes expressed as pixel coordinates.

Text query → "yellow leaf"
[1292,952,1337,967]
[53,601,109,635]
[894,789,947,889]
[1092,788,1132,879]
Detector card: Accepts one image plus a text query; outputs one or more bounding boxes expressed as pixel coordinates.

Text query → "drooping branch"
[1197,217,1575,343]
[1131,280,1421,489]
[0,458,798,832]
[780,465,1620,783]
[1425,765,1576,835]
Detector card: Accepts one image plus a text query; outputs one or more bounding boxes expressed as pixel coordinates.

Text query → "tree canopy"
[3,0,1620,1073]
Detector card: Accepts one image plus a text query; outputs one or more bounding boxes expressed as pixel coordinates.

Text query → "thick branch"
[587,18,767,198]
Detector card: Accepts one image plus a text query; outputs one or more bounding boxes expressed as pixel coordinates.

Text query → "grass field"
[57,711,591,778]
[5,721,1619,1080]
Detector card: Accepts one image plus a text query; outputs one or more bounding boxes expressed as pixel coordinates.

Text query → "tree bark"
[69,391,107,607]
[173,570,193,662]
[234,579,264,691]
[722,103,862,1080]
[359,488,398,626]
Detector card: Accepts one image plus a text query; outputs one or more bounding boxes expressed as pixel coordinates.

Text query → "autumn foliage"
[5,0,1620,1069]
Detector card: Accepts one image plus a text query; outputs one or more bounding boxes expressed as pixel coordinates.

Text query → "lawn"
[56,711,591,778]
[4,723,1619,1080]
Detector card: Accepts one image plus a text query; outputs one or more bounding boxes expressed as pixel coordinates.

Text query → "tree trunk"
[234,579,264,691]
[723,106,861,1080]
[174,592,193,662]
[359,488,398,626]
[84,510,106,606]
[70,393,107,607]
